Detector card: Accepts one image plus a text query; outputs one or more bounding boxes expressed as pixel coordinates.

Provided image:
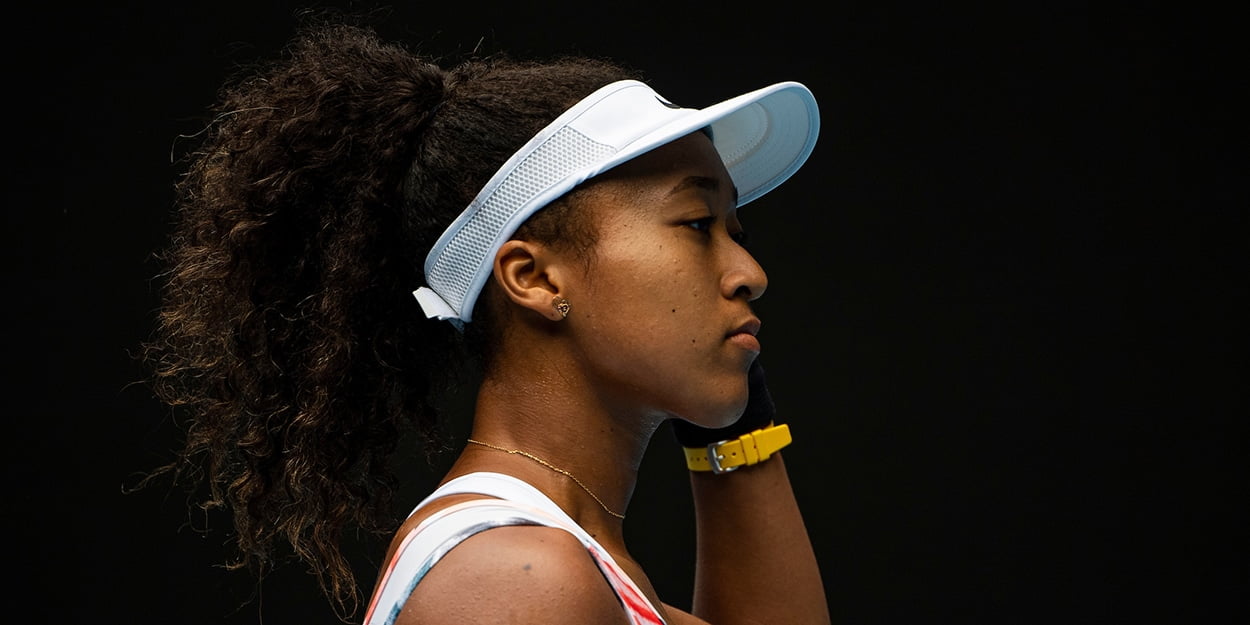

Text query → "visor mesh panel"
[427,126,615,315]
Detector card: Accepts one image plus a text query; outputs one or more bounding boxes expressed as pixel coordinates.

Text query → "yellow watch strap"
[684,423,792,473]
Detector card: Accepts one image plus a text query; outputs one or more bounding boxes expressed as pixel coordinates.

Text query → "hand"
[671,358,776,448]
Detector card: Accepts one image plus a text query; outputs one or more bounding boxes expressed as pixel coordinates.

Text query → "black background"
[7,2,1243,624]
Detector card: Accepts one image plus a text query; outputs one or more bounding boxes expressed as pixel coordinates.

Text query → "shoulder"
[393,521,632,625]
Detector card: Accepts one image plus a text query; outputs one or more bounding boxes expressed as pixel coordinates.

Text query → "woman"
[141,16,828,625]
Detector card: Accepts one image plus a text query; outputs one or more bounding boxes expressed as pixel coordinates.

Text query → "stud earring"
[552,296,571,319]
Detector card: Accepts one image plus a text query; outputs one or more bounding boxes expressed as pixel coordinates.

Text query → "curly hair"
[138,16,638,619]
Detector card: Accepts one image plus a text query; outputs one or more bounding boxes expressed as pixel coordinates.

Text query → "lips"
[726,318,762,353]
[728,318,762,338]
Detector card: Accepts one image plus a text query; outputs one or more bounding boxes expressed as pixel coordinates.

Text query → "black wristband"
[671,359,776,448]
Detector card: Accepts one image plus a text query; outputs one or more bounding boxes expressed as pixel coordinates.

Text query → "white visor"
[413,79,820,326]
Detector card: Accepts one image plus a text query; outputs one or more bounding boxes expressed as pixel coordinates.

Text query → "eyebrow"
[669,175,740,205]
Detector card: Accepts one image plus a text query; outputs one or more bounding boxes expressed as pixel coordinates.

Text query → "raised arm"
[673,362,831,624]
[688,453,829,624]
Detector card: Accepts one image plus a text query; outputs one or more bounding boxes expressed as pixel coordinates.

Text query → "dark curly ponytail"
[138,16,638,619]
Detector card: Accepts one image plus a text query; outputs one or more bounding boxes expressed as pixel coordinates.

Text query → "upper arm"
[394,524,632,625]
[660,603,713,625]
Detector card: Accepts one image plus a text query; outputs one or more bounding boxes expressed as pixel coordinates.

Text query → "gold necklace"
[466,439,626,519]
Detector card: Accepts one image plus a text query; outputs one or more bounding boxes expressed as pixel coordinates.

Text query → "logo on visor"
[655,96,682,109]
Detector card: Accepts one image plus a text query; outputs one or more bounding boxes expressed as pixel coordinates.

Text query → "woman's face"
[565,131,769,428]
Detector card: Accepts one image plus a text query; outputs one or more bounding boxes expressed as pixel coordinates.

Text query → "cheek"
[583,269,721,386]
[592,259,706,332]
[574,255,745,422]
[578,227,721,350]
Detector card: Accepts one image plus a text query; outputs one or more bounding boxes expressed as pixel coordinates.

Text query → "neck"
[455,354,659,536]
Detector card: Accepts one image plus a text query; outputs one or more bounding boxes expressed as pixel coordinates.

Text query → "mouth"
[728,318,761,338]
[726,318,762,353]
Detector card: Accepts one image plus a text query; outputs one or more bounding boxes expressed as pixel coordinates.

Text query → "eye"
[731,230,751,247]
[685,217,715,233]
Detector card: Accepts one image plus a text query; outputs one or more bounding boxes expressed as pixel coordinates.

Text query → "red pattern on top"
[588,546,667,625]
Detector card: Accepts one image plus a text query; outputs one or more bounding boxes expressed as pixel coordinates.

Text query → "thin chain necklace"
[466,439,626,519]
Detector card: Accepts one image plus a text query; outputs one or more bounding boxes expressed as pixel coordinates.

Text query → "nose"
[722,241,768,302]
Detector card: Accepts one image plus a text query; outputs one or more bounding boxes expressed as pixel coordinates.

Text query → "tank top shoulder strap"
[362,472,666,625]
[410,471,577,523]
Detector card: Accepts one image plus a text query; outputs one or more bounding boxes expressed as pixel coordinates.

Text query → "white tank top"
[362,471,666,625]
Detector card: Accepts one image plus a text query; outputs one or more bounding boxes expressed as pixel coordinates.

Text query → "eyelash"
[686,217,750,247]
[687,217,715,232]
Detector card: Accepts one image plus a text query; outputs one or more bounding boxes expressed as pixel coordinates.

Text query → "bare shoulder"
[393,523,632,625]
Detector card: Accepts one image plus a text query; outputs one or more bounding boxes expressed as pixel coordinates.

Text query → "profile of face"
[558,131,769,428]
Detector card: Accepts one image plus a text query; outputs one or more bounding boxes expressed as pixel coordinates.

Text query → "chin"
[689,396,749,430]
[667,372,750,428]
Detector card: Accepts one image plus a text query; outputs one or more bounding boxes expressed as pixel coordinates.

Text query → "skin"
[379,132,829,625]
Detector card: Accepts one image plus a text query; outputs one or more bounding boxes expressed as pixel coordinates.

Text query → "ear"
[492,239,570,321]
